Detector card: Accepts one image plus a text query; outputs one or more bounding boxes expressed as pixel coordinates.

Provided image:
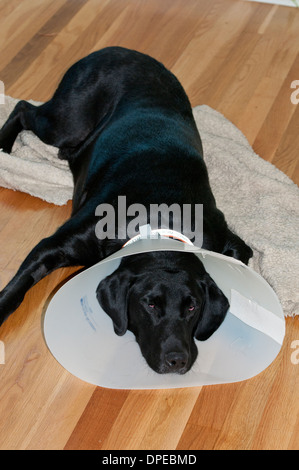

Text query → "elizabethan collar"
[44,230,285,389]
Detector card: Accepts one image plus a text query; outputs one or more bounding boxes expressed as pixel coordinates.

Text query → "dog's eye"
[186,305,196,317]
[183,302,197,319]
[146,302,163,319]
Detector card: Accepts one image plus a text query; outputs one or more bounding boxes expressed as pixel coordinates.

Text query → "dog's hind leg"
[0,51,124,156]
[0,98,81,153]
[0,100,39,153]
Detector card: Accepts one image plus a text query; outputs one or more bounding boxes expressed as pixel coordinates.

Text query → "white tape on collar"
[230,289,285,345]
[123,224,194,248]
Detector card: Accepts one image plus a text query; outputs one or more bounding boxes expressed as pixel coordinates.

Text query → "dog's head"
[96,251,229,374]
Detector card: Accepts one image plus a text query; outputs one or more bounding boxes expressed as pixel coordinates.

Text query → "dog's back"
[0,47,253,330]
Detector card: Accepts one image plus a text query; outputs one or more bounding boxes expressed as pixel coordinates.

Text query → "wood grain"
[0,0,298,450]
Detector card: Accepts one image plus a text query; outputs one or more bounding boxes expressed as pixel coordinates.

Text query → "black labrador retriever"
[0,47,252,374]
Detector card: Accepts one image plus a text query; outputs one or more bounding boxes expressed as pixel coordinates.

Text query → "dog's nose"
[165,351,188,373]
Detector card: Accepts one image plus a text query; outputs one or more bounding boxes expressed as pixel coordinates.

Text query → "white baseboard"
[244,0,298,6]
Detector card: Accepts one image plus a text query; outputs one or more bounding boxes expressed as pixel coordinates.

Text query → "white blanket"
[0,96,298,317]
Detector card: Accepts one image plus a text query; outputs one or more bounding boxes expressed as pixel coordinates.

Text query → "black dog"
[0,47,252,374]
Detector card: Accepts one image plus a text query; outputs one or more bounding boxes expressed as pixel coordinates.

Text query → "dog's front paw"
[0,288,23,327]
[0,293,11,327]
[0,129,15,154]
[0,141,13,154]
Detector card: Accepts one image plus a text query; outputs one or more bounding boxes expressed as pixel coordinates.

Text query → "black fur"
[0,47,252,373]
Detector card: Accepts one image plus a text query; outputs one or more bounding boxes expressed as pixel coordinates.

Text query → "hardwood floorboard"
[0,0,298,450]
[0,0,88,89]
[253,51,299,168]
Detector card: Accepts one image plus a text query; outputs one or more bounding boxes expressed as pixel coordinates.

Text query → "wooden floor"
[0,0,298,451]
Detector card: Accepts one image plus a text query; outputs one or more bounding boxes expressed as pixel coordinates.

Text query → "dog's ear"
[96,266,133,336]
[194,273,229,341]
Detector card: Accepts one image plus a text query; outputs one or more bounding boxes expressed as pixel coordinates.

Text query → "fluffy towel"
[0,96,298,317]
[0,96,73,205]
